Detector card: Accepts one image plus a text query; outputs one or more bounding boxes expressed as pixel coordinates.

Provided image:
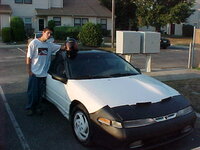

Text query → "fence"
[188,28,200,68]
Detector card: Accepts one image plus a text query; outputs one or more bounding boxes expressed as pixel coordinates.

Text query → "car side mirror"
[135,68,141,74]
[52,74,68,84]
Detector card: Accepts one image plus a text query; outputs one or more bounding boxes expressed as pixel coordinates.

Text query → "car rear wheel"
[71,104,93,146]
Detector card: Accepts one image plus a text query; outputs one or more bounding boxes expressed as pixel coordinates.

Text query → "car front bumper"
[90,108,196,149]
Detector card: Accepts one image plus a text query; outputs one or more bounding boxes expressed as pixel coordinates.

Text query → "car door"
[46,55,71,117]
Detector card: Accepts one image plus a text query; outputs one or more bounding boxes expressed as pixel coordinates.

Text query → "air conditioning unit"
[140,32,160,53]
[116,31,141,54]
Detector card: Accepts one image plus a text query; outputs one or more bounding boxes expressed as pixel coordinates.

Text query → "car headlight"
[177,106,193,117]
[123,118,155,128]
[97,117,122,128]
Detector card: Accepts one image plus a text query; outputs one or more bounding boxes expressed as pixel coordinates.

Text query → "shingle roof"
[0,5,12,14]
[36,0,111,18]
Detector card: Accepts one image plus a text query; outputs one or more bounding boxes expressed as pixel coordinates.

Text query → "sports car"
[45,50,196,149]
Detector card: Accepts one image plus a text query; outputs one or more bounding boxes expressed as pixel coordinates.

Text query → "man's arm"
[26,57,33,76]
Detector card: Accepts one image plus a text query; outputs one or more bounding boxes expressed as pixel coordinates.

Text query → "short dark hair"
[43,27,52,32]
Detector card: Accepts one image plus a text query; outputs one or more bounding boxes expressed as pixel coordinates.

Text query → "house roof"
[0,5,12,14]
[35,0,111,18]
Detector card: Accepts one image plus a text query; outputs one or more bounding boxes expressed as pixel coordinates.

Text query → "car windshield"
[67,51,139,79]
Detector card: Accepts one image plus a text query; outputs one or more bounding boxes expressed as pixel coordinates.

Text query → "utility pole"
[111,0,115,48]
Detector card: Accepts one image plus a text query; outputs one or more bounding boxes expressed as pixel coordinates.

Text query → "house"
[0,0,112,33]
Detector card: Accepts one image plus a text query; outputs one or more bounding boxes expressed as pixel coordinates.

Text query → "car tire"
[71,104,93,146]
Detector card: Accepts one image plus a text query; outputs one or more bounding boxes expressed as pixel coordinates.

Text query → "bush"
[182,24,194,37]
[10,17,25,41]
[48,20,55,32]
[78,23,103,47]
[2,27,11,42]
[54,26,81,40]
[101,29,111,37]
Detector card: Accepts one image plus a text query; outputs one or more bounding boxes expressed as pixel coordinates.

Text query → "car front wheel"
[71,104,93,146]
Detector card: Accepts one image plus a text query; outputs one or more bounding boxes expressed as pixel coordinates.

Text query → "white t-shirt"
[27,39,61,77]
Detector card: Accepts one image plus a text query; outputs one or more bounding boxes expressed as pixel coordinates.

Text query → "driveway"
[0,46,199,150]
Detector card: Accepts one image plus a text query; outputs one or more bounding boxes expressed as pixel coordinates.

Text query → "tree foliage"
[48,20,56,32]
[99,0,137,30]
[78,23,103,47]
[134,0,195,31]
[2,27,11,42]
[100,0,195,31]
[10,17,25,41]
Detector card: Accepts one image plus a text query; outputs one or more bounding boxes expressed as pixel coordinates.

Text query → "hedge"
[2,27,11,42]
[78,22,103,47]
[54,26,81,40]
[10,17,25,41]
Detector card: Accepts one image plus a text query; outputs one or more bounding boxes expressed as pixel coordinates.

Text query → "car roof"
[77,50,112,54]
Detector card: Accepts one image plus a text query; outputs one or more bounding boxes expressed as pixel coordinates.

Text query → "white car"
[45,50,196,149]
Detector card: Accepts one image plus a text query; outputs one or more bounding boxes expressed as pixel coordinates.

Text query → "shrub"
[54,26,81,40]
[78,22,103,47]
[10,17,25,41]
[48,20,55,32]
[2,27,11,42]
[182,24,194,37]
[101,29,111,37]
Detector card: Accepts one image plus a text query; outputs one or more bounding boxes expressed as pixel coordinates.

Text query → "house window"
[100,19,107,30]
[24,0,32,4]
[82,18,88,25]
[74,18,81,26]
[53,17,61,26]
[24,18,32,30]
[15,0,23,3]
[15,0,32,4]
[74,18,88,27]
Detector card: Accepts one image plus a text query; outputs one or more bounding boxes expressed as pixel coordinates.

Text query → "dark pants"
[26,75,46,110]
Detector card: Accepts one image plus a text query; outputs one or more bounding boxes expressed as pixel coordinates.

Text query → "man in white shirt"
[26,27,61,116]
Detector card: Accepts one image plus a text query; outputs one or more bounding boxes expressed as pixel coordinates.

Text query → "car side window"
[49,52,67,78]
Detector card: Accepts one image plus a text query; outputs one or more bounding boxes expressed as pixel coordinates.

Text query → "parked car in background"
[45,50,196,149]
[34,31,54,43]
[160,37,171,49]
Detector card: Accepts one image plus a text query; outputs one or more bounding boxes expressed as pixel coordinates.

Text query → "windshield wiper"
[109,73,138,77]
[76,73,138,79]
[78,75,111,79]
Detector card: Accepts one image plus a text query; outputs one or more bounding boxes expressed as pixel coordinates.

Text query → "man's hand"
[28,70,33,76]
[26,57,33,76]
[60,45,66,51]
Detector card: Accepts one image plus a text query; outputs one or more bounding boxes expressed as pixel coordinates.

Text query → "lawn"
[164,78,200,113]
[167,37,192,46]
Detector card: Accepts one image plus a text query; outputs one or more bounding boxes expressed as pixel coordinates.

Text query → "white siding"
[0,14,10,29]
[1,0,49,16]
[51,0,63,8]
[107,18,112,30]
[61,17,73,26]
[175,24,183,35]
[89,17,96,24]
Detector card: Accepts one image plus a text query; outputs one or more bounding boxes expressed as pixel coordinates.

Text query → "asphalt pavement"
[0,42,199,82]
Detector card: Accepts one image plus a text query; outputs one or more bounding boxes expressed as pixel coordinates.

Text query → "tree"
[78,23,103,47]
[133,0,195,31]
[99,0,137,30]
[10,17,25,41]
[48,20,55,32]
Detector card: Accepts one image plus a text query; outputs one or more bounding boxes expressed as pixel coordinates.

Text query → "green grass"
[195,68,200,71]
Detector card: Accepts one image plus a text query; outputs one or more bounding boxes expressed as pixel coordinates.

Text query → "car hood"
[67,74,180,113]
